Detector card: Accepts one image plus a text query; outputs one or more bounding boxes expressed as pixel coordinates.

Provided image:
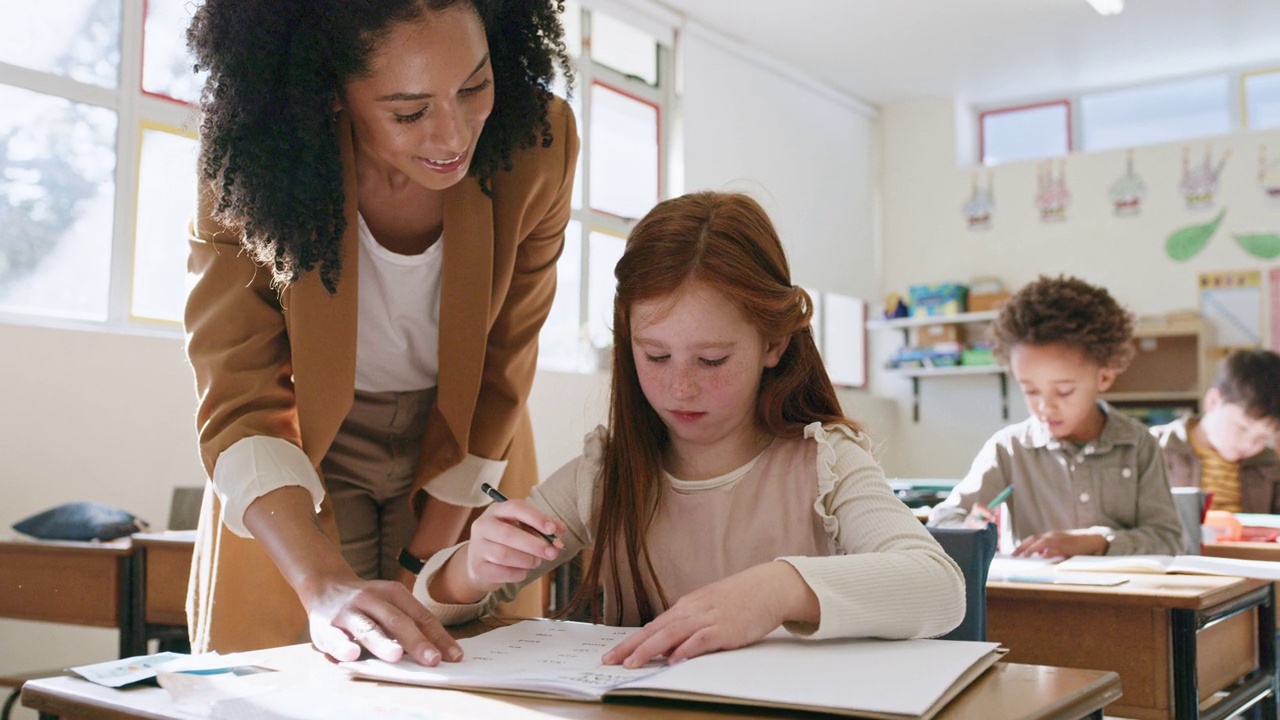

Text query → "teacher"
[182,0,577,665]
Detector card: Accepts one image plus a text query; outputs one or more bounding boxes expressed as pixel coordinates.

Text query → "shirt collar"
[1021,401,1141,454]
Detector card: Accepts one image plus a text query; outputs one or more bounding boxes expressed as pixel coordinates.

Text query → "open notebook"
[343,619,1002,720]
[1055,554,1280,580]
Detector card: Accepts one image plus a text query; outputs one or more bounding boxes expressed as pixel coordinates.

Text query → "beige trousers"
[321,387,436,580]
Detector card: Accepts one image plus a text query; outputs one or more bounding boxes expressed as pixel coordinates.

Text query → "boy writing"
[929,275,1185,558]
[1151,349,1280,513]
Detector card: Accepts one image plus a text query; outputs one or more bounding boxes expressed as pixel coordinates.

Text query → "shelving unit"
[1104,314,1210,421]
[868,310,1008,422]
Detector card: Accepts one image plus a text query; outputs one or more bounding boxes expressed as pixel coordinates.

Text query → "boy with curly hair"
[929,275,1185,558]
[1151,349,1280,513]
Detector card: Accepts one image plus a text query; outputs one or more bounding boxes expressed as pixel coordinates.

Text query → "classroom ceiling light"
[1087,0,1124,15]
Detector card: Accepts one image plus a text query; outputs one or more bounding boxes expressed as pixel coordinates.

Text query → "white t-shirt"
[353,214,444,392]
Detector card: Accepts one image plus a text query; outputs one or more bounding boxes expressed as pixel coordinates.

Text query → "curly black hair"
[990,275,1135,371]
[188,0,572,292]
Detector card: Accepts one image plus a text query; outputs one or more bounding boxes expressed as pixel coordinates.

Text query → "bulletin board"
[1199,270,1262,359]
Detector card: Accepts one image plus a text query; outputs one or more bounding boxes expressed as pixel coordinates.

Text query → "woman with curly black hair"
[182,0,577,666]
[928,275,1184,559]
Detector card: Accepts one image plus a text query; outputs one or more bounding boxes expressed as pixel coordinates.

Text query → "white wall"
[876,96,1280,478]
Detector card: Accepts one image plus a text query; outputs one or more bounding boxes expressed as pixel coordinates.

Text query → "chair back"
[167,486,204,531]
[1170,487,1206,555]
[926,524,998,641]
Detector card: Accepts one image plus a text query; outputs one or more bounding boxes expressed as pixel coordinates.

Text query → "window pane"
[981,103,1069,165]
[1245,71,1280,130]
[822,293,867,388]
[561,0,582,59]
[586,230,625,351]
[1081,75,1231,152]
[589,11,657,86]
[0,84,117,320]
[589,83,658,220]
[539,219,583,372]
[131,127,197,323]
[0,0,121,89]
[142,0,205,104]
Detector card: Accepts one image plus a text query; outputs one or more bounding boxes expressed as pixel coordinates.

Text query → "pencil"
[480,482,558,545]
[987,485,1014,510]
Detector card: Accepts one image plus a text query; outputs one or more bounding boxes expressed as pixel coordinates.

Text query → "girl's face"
[341,6,494,191]
[1009,342,1117,444]
[630,281,788,474]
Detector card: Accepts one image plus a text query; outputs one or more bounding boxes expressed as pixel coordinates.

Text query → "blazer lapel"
[438,178,493,449]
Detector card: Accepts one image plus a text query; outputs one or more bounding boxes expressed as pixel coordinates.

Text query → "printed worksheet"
[347,620,663,700]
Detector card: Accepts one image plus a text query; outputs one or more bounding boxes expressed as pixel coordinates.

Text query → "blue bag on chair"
[926,524,998,641]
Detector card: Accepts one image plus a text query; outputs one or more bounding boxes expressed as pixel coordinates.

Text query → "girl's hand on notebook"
[601,561,818,669]
[464,499,566,588]
[1012,530,1108,558]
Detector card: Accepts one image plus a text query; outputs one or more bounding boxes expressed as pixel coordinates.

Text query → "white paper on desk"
[987,556,1056,581]
[204,681,485,720]
[72,652,187,687]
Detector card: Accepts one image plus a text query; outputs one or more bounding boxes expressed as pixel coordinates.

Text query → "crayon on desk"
[480,483,558,545]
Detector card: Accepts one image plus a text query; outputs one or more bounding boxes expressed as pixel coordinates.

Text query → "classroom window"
[0,0,199,329]
[1080,75,1231,152]
[1243,70,1280,130]
[980,101,1070,166]
[131,126,198,323]
[0,84,117,320]
[537,4,675,373]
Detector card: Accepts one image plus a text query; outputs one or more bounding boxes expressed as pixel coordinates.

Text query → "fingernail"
[623,657,638,669]
[545,547,558,559]
[545,522,555,532]
[602,652,615,664]
[447,646,463,661]
[422,649,440,665]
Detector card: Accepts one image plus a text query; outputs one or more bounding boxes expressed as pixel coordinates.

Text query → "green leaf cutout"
[1235,233,1280,260]
[1165,209,1226,262]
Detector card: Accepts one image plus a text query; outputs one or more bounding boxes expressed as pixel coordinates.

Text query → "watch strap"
[397,548,427,575]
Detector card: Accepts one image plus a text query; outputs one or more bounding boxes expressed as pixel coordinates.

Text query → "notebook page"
[613,636,1000,718]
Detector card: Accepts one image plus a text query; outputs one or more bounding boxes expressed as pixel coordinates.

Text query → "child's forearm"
[427,545,491,605]
[770,561,820,625]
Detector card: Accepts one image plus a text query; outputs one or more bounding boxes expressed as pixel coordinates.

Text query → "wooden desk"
[0,539,144,658]
[1202,541,1280,625]
[987,573,1277,720]
[0,534,195,658]
[21,644,1122,720]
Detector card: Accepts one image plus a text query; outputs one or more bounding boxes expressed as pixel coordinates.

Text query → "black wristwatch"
[397,548,427,575]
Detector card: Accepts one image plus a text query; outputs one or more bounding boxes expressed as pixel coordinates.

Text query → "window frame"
[978,99,1073,167]
[0,1,196,335]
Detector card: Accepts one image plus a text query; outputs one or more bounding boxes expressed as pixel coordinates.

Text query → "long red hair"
[563,191,859,624]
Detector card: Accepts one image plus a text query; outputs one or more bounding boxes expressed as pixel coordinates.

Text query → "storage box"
[909,283,968,317]
[968,291,1011,313]
[919,324,962,345]
[961,347,995,366]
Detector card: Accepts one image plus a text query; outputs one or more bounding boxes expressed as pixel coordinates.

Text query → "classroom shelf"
[1105,314,1210,420]
[872,311,1006,422]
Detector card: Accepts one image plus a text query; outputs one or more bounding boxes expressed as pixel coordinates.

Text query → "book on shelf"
[342,619,1003,720]
[1055,554,1280,580]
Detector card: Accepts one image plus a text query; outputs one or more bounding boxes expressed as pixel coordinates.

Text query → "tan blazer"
[183,98,578,652]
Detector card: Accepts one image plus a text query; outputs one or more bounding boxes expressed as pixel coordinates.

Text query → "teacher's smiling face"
[341,5,494,192]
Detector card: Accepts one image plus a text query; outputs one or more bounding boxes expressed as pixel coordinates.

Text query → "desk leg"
[1257,583,1278,720]
[1171,607,1199,720]
[117,552,146,658]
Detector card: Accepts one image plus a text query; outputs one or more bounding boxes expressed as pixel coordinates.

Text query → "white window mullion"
[0,60,117,110]
[108,0,145,324]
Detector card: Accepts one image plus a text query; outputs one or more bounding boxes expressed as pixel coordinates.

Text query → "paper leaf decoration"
[1235,233,1280,259]
[1165,209,1226,261]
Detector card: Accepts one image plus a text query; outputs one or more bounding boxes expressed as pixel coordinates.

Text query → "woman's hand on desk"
[602,561,818,669]
[242,486,462,666]
[302,573,463,666]
[1013,530,1109,558]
